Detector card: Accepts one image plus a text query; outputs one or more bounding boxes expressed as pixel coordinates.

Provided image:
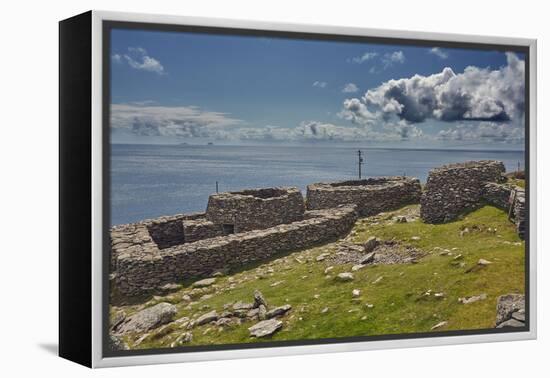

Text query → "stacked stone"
[206,187,305,233]
[481,182,526,240]
[420,160,505,223]
[114,206,357,297]
[514,189,526,239]
[305,176,422,217]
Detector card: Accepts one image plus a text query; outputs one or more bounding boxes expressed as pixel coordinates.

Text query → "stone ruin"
[420,160,525,239]
[111,187,357,296]
[111,161,526,298]
[306,176,422,217]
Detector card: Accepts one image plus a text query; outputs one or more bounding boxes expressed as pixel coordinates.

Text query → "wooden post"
[216,181,219,193]
[357,150,363,179]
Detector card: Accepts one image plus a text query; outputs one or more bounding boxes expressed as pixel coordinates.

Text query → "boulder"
[496,318,525,328]
[352,289,361,298]
[116,303,177,334]
[192,278,216,288]
[195,310,218,326]
[496,294,525,326]
[364,237,379,253]
[248,319,283,338]
[266,304,292,319]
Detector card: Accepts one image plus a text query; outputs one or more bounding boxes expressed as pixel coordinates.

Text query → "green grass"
[112,205,525,349]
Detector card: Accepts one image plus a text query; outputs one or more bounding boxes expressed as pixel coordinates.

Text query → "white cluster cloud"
[312,81,328,88]
[429,47,448,59]
[344,52,525,125]
[112,47,165,75]
[342,83,359,93]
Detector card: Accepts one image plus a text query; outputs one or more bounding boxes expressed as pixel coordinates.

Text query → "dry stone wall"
[113,206,357,296]
[206,187,305,233]
[420,161,506,223]
[482,182,526,239]
[306,177,421,217]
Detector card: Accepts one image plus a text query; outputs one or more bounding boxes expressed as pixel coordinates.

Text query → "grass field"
[112,204,525,350]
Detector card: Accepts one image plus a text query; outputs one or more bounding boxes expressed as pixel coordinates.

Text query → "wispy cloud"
[312,81,328,88]
[381,51,405,68]
[111,104,242,137]
[112,47,165,75]
[349,52,378,64]
[350,50,405,72]
[429,47,449,59]
[342,83,359,93]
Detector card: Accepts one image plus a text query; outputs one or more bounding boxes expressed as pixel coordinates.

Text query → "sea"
[110,144,525,226]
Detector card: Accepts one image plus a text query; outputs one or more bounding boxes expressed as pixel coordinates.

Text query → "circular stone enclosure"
[206,187,305,233]
[306,176,421,217]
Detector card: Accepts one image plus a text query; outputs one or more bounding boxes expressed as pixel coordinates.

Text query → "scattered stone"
[192,277,217,288]
[110,311,126,331]
[478,259,492,266]
[270,280,285,287]
[431,321,448,330]
[364,236,379,252]
[324,266,334,274]
[195,310,218,326]
[359,252,376,265]
[170,332,193,347]
[434,292,445,299]
[395,216,407,223]
[372,276,383,284]
[365,303,374,309]
[313,294,320,299]
[258,304,267,320]
[352,289,361,298]
[266,304,292,319]
[411,236,421,241]
[248,319,283,338]
[233,301,254,311]
[254,290,268,308]
[336,272,354,282]
[159,283,183,293]
[351,264,365,272]
[321,307,329,314]
[246,308,260,319]
[115,303,177,334]
[215,318,235,327]
[316,253,330,262]
[496,318,525,328]
[453,254,463,260]
[199,294,213,301]
[512,310,526,322]
[108,335,128,351]
[459,293,487,305]
[181,294,192,302]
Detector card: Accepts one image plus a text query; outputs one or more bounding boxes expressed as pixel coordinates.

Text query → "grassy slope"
[114,204,525,349]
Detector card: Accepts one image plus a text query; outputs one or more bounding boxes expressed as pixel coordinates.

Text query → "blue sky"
[110,28,526,149]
